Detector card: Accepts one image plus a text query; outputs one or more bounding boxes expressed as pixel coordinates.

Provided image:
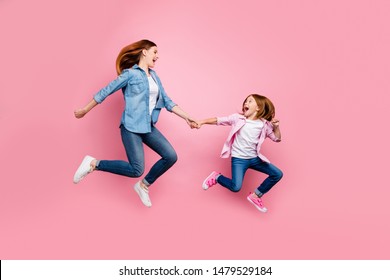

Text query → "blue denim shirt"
[94,64,177,133]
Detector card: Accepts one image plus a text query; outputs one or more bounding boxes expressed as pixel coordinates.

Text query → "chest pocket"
[129,77,146,94]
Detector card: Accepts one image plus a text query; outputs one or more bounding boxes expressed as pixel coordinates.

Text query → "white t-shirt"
[231,119,264,159]
[148,76,159,115]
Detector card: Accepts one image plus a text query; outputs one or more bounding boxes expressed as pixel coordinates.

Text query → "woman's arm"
[94,70,131,103]
[74,99,98,118]
[74,70,131,119]
[171,105,198,128]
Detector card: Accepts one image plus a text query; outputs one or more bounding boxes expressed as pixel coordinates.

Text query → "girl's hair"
[115,39,157,75]
[242,94,275,121]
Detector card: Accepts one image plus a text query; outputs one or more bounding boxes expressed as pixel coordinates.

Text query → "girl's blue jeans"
[96,125,177,186]
[217,157,283,196]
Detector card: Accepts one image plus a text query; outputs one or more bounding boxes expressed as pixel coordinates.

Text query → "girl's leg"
[96,125,145,177]
[250,158,283,197]
[140,126,178,186]
[217,157,249,192]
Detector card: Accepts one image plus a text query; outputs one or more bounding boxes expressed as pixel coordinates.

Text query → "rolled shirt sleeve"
[160,85,177,112]
[93,70,132,103]
[217,114,238,126]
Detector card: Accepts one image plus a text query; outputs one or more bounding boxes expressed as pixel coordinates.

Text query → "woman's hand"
[74,108,87,118]
[186,117,201,129]
[74,99,98,119]
[170,106,201,128]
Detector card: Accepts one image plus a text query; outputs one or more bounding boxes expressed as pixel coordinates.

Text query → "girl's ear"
[142,49,147,56]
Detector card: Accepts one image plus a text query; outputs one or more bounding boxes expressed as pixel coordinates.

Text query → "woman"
[73,39,196,208]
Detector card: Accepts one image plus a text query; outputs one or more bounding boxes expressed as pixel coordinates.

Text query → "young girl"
[196,94,283,213]
[73,39,197,208]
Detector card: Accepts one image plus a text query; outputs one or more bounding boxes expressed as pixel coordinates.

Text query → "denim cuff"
[142,178,151,187]
[255,189,263,197]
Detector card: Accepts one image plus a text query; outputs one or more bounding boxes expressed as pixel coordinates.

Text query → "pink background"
[1,0,389,259]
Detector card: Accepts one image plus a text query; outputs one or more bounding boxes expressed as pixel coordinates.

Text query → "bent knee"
[231,185,242,192]
[167,152,178,165]
[133,166,145,178]
[274,170,283,181]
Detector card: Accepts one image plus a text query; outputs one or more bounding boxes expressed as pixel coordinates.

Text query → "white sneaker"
[133,181,152,207]
[73,155,95,184]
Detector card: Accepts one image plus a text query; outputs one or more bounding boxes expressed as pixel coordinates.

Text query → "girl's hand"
[186,117,201,129]
[74,108,87,119]
[271,119,280,128]
[193,120,202,129]
[195,120,203,129]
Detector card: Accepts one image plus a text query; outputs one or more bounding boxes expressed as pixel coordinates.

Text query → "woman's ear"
[142,49,147,56]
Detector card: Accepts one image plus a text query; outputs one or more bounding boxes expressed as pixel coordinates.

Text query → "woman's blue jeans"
[217,157,283,196]
[96,125,177,186]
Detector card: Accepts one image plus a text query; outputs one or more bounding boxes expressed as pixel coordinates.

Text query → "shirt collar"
[132,64,156,74]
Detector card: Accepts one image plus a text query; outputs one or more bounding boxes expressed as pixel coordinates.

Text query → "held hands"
[186,117,216,129]
[186,117,201,129]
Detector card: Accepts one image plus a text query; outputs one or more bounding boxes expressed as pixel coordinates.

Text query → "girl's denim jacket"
[217,113,281,163]
[94,64,176,133]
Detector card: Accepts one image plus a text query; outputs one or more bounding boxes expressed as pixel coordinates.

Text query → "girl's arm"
[74,99,98,118]
[198,117,218,127]
[199,114,237,127]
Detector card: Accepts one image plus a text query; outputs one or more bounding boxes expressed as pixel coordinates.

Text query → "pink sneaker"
[202,171,220,190]
[247,193,268,213]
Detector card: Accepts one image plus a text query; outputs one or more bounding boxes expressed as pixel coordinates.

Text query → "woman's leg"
[140,126,178,186]
[96,125,145,178]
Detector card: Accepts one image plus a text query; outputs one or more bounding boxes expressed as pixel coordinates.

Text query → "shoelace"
[249,195,263,206]
[207,178,216,187]
[255,197,264,207]
[140,185,149,193]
